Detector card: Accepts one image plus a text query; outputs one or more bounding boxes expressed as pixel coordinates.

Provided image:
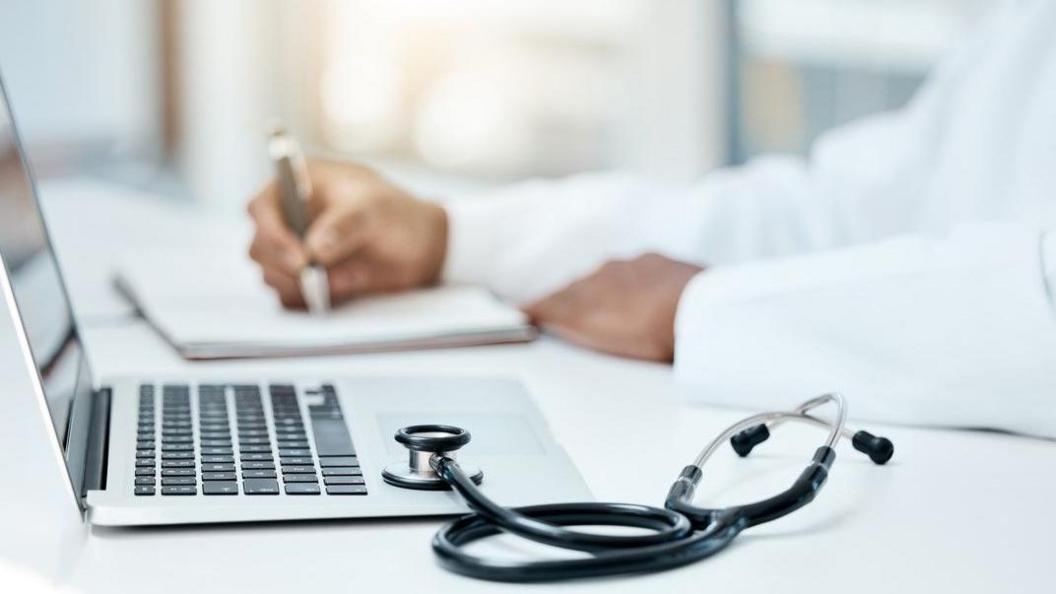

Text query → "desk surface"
[1,178,1053,593]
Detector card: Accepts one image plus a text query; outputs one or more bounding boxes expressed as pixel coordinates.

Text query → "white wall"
[175,0,283,213]
[0,0,161,157]
[620,0,727,180]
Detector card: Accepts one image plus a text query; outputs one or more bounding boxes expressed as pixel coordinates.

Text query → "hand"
[247,160,448,308]
[523,253,703,362]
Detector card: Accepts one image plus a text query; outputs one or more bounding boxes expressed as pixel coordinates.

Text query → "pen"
[268,126,330,315]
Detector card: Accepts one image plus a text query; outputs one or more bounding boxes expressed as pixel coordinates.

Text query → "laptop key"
[278,448,311,457]
[135,459,156,467]
[134,486,155,496]
[279,457,313,466]
[237,430,269,438]
[161,469,195,477]
[162,477,197,486]
[134,477,155,485]
[319,456,359,468]
[240,453,274,461]
[243,478,280,495]
[282,474,318,483]
[200,463,235,472]
[199,432,231,439]
[326,485,368,495]
[285,483,321,495]
[161,485,197,496]
[201,455,235,464]
[202,472,236,481]
[310,418,356,457]
[200,447,233,455]
[241,461,275,470]
[200,440,232,448]
[203,481,239,495]
[162,460,195,468]
[280,466,316,474]
[242,469,277,479]
[162,452,194,460]
[322,468,362,477]
[135,468,156,476]
[136,449,156,458]
[324,476,365,486]
[239,445,272,453]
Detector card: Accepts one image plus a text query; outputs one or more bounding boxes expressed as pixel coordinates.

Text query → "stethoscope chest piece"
[382,424,483,491]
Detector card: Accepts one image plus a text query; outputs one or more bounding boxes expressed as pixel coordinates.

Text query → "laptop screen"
[0,75,95,500]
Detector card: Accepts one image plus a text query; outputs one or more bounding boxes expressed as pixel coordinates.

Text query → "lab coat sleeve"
[441,1,1016,304]
[442,173,714,303]
[673,224,1056,439]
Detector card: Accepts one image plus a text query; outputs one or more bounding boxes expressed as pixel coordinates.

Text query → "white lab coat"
[441,0,1056,438]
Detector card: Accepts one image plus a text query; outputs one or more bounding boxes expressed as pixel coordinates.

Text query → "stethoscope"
[382,393,893,582]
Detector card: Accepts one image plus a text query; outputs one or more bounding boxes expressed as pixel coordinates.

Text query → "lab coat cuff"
[442,198,497,285]
[673,270,716,367]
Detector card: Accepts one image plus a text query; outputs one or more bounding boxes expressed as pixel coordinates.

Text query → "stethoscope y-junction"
[382,393,893,583]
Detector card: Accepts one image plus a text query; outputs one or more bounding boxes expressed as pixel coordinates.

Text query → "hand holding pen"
[247,150,449,311]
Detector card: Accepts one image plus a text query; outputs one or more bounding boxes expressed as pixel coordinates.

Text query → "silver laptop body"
[0,73,590,527]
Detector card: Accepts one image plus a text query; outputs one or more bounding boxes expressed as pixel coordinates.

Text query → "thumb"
[305,203,373,266]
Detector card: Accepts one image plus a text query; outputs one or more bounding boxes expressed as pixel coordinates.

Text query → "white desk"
[1,178,1053,593]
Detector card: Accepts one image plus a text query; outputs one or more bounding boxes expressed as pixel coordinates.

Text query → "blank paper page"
[116,246,531,356]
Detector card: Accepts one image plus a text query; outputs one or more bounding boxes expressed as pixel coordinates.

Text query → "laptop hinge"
[81,388,111,496]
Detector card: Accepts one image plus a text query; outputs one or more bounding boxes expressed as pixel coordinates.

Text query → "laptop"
[0,73,590,526]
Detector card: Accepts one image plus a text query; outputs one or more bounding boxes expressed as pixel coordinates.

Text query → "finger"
[262,268,306,309]
[326,253,414,302]
[248,184,309,272]
[305,199,375,266]
[522,285,582,327]
[248,229,307,276]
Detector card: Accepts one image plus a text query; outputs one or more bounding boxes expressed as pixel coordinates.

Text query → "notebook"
[115,247,535,360]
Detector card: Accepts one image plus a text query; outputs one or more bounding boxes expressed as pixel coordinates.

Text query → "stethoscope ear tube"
[732,446,835,527]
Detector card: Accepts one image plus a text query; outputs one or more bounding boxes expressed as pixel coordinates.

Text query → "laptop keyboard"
[133,383,367,497]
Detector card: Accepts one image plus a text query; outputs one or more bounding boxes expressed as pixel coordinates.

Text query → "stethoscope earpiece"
[852,430,895,465]
[730,424,770,457]
[381,424,483,491]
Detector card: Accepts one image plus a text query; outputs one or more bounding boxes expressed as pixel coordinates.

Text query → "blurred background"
[0,0,987,213]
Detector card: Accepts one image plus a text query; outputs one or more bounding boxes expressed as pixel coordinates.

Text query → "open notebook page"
[115,247,533,359]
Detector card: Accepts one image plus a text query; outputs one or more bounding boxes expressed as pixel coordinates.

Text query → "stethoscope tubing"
[432,458,747,582]
[422,393,891,582]
[435,456,692,551]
